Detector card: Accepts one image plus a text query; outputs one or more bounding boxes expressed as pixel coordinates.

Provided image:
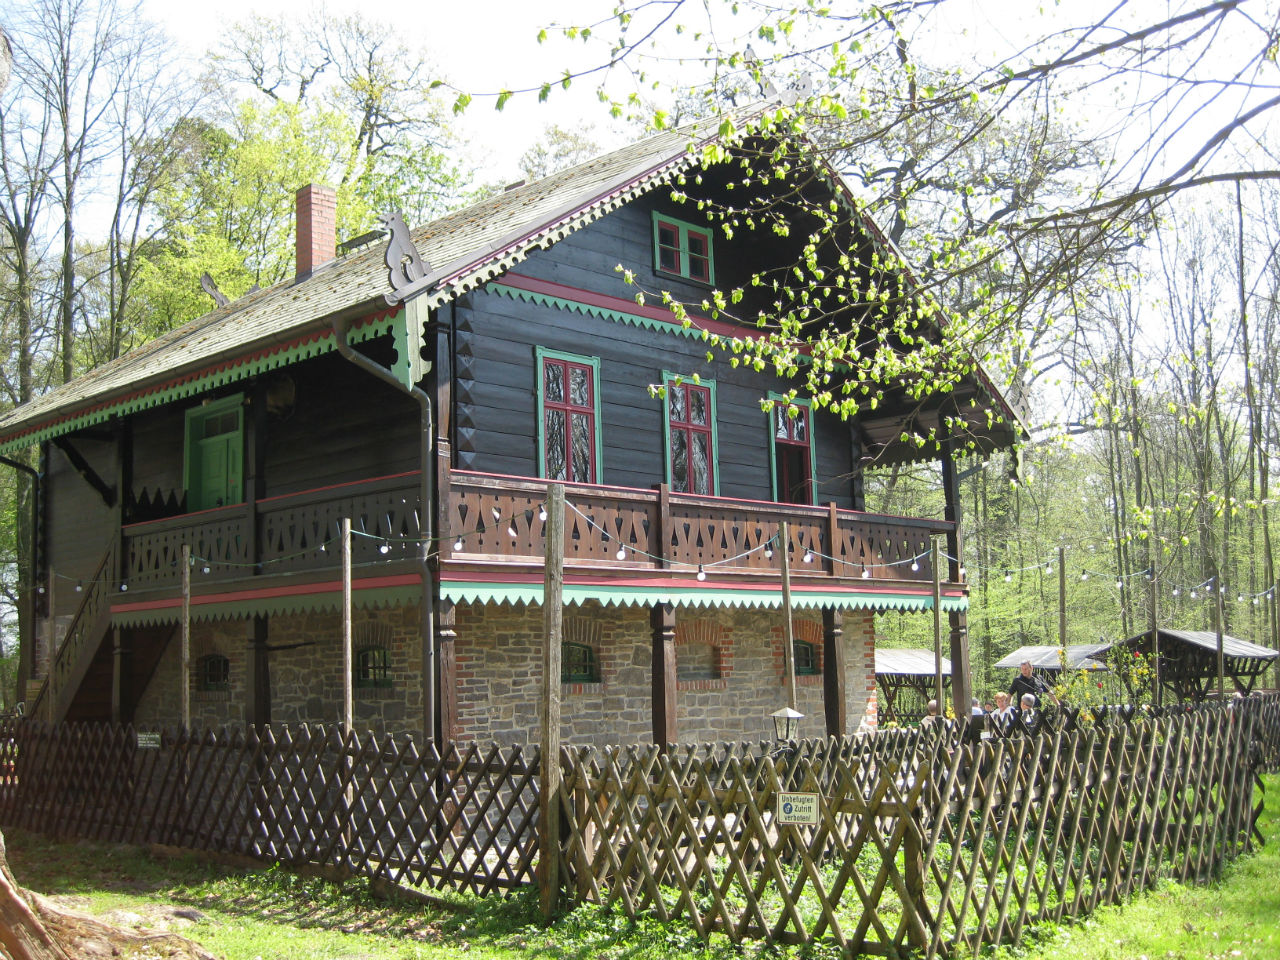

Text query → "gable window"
[769,396,817,505]
[652,213,714,285]
[793,639,820,677]
[196,653,230,692]
[663,374,718,496]
[183,395,244,511]
[537,347,602,484]
[561,641,599,683]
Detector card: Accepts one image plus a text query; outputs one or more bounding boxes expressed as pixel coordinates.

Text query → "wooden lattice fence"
[0,721,540,895]
[554,695,1278,959]
[0,694,1276,959]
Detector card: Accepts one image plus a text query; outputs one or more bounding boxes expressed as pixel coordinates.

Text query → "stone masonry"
[131,600,878,747]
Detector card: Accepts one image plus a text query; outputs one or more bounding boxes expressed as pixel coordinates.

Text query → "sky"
[141,0,634,183]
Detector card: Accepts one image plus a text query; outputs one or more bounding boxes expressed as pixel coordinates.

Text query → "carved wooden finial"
[378,211,431,293]
[200,272,229,307]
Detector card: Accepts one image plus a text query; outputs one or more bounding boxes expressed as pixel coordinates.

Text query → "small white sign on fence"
[136,732,160,749]
[776,791,820,825]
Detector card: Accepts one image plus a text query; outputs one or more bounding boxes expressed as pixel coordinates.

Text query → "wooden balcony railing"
[120,469,956,593]
[444,471,954,585]
[122,473,422,591]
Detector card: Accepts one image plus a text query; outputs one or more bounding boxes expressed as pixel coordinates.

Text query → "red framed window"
[541,353,599,483]
[772,403,813,505]
[668,381,715,495]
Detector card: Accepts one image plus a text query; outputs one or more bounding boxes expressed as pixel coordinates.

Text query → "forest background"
[1,0,1278,706]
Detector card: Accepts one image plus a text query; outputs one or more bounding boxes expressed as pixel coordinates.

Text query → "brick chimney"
[295,183,336,278]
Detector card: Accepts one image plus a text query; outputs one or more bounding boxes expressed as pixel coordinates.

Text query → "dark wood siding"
[45,438,116,622]
[454,197,858,508]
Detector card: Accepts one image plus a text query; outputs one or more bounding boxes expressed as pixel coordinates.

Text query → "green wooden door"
[185,399,243,511]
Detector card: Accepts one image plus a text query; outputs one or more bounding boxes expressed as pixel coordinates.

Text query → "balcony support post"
[436,599,458,744]
[940,423,971,717]
[110,626,126,725]
[822,606,846,737]
[247,614,271,727]
[651,602,677,745]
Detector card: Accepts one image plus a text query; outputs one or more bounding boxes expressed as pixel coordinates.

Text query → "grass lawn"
[7,773,1279,960]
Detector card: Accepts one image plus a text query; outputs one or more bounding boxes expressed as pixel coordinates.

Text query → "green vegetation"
[7,773,1278,960]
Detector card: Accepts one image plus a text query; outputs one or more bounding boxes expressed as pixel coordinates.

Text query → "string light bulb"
[119,583,128,592]
[454,537,464,551]
[538,506,547,522]
[1190,589,1197,600]
[202,565,211,575]
[1004,570,1012,583]
[696,564,707,581]
[1172,587,1180,597]
[74,582,83,593]
[379,542,391,554]
[802,549,813,564]
[1115,579,1123,590]
[1080,571,1089,581]
[507,525,518,538]
[491,506,502,521]
[910,559,919,572]
[616,546,626,560]
[765,543,774,560]
[861,565,870,579]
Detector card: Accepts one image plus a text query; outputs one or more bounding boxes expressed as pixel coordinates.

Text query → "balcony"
[119,469,958,597]
[444,471,955,588]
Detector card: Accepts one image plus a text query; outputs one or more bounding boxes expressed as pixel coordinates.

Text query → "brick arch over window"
[355,620,395,696]
[562,617,603,686]
[675,618,731,690]
[775,618,824,686]
[191,635,231,701]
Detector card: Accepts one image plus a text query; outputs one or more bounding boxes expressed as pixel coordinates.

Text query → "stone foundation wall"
[130,600,878,747]
[454,601,877,748]
[132,606,424,738]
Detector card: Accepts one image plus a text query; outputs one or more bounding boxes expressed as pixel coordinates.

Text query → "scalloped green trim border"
[0,313,401,455]
[111,583,419,628]
[440,579,968,613]
[483,284,710,341]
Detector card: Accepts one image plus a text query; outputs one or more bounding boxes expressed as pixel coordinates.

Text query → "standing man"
[1010,660,1056,710]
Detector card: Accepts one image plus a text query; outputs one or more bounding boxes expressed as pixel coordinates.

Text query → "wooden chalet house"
[0,112,1021,747]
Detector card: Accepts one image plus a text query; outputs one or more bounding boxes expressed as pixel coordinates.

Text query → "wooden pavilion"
[875,648,950,723]
[1104,629,1278,703]
[994,644,1109,679]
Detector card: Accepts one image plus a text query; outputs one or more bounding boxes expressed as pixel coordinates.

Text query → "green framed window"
[196,653,230,692]
[661,373,719,496]
[183,394,244,511]
[355,646,392,689]
[767,393,818,505]
[536,347,602,484]
[652,212,714,285]
[561,641,599,683]
[794,639,820,677]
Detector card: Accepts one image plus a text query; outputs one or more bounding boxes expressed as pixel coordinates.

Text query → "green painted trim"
[183,393,244,511]
[535,346,603,483]
[111,583,420,628]
[390,299,432,389]
[651,210,715,286]
[485,285,710,342]
[660,371,720,497]
[767,391,818,506]
[0,313,400,456]
[439,580,968,613]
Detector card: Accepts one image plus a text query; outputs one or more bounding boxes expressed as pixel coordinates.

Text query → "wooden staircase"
[27,545,116,723]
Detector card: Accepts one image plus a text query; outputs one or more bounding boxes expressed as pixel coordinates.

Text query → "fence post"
[540,483,564,919]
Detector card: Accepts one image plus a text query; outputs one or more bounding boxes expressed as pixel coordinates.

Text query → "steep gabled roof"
[0,106,1023,454]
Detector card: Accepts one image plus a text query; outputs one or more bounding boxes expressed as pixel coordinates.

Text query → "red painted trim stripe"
[440,569,966,596]
[110,572,422,614]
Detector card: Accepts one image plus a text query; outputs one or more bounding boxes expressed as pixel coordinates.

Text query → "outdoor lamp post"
[771,706,804,742]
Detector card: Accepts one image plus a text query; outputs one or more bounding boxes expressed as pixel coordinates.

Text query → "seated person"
[920,699,941,728]
[1018,693,1041,734]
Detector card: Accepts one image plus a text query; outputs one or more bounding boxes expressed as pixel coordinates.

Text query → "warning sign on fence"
[136,732,160,749]
[776,791,820,825]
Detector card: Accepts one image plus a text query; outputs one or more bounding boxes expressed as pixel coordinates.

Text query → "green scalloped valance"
[439,580,967,613]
